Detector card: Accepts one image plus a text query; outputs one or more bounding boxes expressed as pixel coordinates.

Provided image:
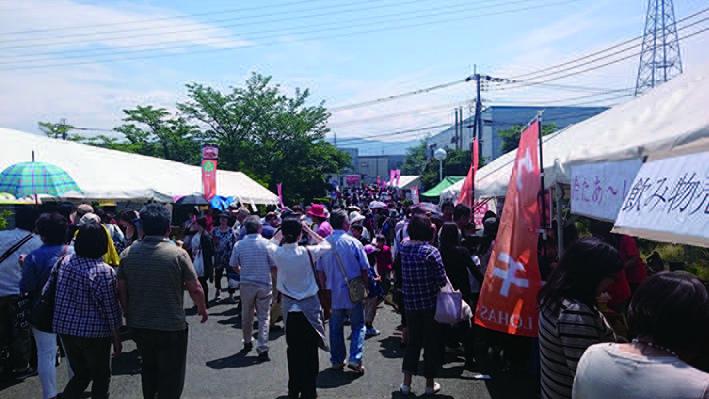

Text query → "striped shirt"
[538,298,615,399]
[230,234,276,288]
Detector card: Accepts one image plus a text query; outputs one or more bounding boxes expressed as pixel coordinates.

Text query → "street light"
[433,148,448,181]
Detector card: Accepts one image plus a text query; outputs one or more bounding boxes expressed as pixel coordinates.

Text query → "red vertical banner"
[457,136,479,208]
[201,144,219,201]
[474,120,542,337]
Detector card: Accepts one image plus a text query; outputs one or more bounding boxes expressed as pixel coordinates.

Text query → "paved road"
[2,296,536,398]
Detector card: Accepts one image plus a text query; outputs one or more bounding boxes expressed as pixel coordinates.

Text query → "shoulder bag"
[333,248,368,303]
[29,247,69,333]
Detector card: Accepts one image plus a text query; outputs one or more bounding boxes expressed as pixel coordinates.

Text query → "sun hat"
[307,203,329,219]
[349,211,366,225]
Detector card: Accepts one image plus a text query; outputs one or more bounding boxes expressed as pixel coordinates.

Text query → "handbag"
[333,249,367,303]
[306,248,331,320]
[29,249,68,333]
[434,277,465,325]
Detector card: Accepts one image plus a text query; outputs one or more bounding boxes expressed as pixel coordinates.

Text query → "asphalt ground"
[1,294,537,399]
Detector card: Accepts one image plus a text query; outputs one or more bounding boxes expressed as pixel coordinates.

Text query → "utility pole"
[635,0,682,96]
[454,107,459,150]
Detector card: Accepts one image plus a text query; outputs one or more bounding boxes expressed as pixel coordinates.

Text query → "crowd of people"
[0,182,706,399]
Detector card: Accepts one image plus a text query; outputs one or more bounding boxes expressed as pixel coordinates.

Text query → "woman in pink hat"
[307,204,332,239]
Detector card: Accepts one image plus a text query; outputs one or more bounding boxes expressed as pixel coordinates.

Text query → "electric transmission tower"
[635,0,683,96]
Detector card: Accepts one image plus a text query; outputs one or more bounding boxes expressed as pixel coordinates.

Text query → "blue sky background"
[1,0,707,154]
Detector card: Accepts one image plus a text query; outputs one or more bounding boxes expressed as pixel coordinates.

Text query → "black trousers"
[60,335,112,399]
[213,267,235,295]
[402,310,443,378]
[286,312,319,399]
[132,326,188,399]
[0,295,31,372]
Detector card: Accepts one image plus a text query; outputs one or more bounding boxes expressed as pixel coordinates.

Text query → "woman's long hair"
[438,222,460,255]
[538,237,622,309]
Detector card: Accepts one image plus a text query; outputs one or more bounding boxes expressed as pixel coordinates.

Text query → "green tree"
[498,123,558,154]
[178,73,349,203]
[402,140,484,191]
[38,120,84,141]
[113,105,200,164]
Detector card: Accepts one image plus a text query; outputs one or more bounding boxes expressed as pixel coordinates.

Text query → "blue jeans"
[329,302,365,366]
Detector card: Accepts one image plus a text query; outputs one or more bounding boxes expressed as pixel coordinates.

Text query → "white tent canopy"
[0,128,279,204]
[442,63,709,200]
[391,175,420,190]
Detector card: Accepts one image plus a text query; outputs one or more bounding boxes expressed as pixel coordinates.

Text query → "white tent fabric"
[391,175,420,190]
[442,63,709,200]
[0,128,279,204]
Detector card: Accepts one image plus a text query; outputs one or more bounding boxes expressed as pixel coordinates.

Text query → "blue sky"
[1,0,707,154]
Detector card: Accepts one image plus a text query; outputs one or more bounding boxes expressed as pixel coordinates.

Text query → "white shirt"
[573,343,709,399]
[0,229,42,296]
[191,234,204,277]
[272,241,331,300]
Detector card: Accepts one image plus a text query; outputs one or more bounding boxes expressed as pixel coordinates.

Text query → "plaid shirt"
[399,241,448,311]
[53,255,122,338]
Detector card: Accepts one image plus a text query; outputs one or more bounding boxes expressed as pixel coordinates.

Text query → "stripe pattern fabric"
[538,298,615,399]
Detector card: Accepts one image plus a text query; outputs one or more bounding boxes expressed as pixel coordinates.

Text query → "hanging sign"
[613,152,709,248]
[570,159,642,222]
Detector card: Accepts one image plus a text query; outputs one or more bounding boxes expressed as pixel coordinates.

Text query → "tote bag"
[434,277,464,325]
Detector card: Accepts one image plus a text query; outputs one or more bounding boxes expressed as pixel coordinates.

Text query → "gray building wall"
[356,155,406,184]
[426,105,608,163]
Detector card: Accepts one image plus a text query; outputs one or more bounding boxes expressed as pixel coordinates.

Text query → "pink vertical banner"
[395,169,401,186]
[389,169,396,186]
[277,183,285,208]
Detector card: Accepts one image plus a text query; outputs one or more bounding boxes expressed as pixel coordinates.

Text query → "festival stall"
[390,175,420,190]
[421,176,464,200]
[0,128,279,204]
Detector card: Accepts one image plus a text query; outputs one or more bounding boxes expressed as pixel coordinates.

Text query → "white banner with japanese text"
[613,152,709,248]
[570,159,643,221]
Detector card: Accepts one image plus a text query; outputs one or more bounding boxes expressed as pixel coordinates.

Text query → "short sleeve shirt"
[118,236,197,331]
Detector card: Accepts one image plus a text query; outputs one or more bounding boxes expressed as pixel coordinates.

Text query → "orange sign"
[474,121,542,337]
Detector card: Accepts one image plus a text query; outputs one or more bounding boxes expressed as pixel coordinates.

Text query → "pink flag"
[277,183,284,208]
[411,186,420,204]
[389,169,396,186]
[395,169,402,186]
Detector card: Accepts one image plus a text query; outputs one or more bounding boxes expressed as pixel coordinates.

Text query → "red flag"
[201,144,219,201]
[457,137,479,208]
[474,121,542,337]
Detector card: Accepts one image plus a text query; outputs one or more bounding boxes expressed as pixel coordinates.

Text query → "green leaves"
[50,73,348,204]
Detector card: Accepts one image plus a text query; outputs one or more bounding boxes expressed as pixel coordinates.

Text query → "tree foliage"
[498,123,558,154]
[401,140,481,191]
[56,73,349,203]
[38,120,83,141]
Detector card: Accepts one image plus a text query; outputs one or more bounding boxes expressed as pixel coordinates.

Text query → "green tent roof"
[421,176,464,198]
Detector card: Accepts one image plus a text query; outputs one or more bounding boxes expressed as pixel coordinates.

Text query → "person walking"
[398,214,449,396]
[20,213,72,399]
[438,222,483,370]
[230,215,276,360]
[52,222,123,399]
[538,238,622,399]
[213,213,237,302]
[0,207,42,380]
[316,210,370,374]
[190,217,214,307]
[272,218,331,399]
[117,204,208,399]
[573,271,709,399]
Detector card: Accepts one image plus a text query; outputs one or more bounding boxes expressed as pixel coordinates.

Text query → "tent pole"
[555,182,565,258]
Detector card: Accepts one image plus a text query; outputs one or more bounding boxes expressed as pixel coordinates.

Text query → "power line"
[0,0,333,35]
[504,6,709,81]
[333,124,451,144]
[1,0,550,58]
[0,0,439,47]
[0,0,580,70]
[329,100,472,127]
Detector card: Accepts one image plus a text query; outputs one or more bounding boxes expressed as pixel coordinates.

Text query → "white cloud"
[0,0,250,63]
